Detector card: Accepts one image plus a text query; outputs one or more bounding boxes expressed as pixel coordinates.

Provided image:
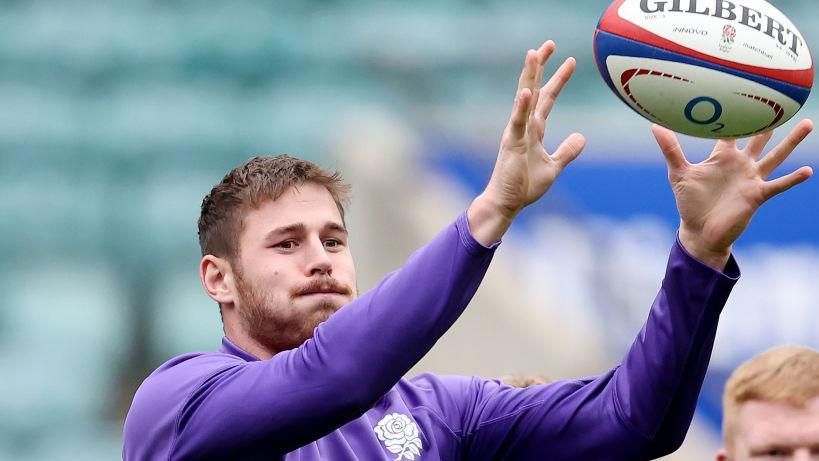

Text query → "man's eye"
[275,241,297,249]
[324,239,340,248]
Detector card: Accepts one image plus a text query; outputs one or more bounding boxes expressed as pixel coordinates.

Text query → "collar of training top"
[219,336,261,362]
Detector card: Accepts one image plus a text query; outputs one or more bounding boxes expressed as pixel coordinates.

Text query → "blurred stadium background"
[1,0,817,459]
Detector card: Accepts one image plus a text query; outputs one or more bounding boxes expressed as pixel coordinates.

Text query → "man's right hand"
[468,40,586,246]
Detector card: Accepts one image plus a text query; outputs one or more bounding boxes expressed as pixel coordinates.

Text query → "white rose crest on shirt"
[373,412,423,460]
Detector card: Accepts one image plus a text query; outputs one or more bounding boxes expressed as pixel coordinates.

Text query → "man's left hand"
[652,120,814,270]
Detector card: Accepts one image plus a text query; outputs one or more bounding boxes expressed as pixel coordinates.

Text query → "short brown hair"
[722,345,819,446]
[198,155,351,262]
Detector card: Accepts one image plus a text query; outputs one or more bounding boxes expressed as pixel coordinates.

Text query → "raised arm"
[638,119,814,455]
[447,239,737,459]
[449,122,814,459]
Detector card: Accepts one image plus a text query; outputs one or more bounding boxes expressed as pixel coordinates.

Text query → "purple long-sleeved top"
[123,211,739,460]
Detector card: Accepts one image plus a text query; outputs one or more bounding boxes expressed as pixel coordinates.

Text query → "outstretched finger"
[552,132,587,169]
[758,119,814,178]
[744,129,774,160]
[508,88,533,140]
[535,57,576,120]
[517,49,538,103]
[530,41,555,115]
[761,166,813,201]
[651,124,688,172]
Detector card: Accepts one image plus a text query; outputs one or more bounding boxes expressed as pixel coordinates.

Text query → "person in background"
[123,39,815,460]
[716,345,819,461]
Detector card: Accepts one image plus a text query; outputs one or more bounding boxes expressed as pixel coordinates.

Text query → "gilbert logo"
[373,413,423,460]
[638,0,803,56]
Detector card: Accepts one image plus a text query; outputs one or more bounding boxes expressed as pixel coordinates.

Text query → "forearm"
[311,211,498,397]
[614,238,738,452]
[642,309,720,457]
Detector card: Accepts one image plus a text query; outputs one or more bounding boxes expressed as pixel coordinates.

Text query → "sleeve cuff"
[673,233,741,281]
[456,210,501,255]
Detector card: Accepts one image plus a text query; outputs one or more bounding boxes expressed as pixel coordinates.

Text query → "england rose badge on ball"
[594,0,813,138]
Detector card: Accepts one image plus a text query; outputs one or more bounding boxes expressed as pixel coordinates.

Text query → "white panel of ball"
[605,55,801,138]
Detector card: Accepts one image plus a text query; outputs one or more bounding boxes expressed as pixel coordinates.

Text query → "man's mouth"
[299,286,347,296]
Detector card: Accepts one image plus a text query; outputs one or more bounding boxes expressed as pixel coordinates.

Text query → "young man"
[716,346,819,461]
[123,40,814,460]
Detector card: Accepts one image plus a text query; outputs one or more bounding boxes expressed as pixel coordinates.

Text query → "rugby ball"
[594,0,813,138]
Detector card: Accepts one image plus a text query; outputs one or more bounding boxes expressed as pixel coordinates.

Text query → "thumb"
[552,132,586,169]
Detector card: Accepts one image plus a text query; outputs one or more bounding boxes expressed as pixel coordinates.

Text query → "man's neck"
[224,324,277,360]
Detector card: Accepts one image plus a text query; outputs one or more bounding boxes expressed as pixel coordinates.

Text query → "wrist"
[678,225,732,271]
[466,194,516,247]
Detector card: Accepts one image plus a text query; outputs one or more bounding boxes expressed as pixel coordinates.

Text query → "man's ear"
[716,447,728,461]
[200,255,236,306]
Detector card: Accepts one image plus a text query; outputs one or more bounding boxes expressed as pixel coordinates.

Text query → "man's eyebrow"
[749,444,793,455]
[264,222,347,240]
[265,223,306,239]
[325,222,348,235]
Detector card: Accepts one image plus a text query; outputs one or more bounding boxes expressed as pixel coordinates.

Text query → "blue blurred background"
[1,1,817,459]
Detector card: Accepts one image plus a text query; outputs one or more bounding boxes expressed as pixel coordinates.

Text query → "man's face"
[232,182,357,354]
[719,397,819,461]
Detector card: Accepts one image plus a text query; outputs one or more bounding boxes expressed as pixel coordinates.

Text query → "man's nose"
[304,239,332,276]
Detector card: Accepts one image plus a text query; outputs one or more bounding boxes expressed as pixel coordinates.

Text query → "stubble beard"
[233,271,350,353]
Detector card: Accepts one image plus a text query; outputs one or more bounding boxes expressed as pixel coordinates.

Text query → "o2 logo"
[684,96,725,133]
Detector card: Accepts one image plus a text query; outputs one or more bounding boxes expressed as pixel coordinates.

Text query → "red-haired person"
[717,346,819,461]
